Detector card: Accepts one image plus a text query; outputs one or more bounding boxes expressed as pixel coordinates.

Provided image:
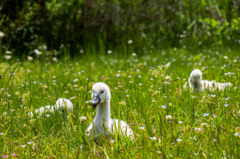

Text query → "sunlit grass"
[0,48,240,158]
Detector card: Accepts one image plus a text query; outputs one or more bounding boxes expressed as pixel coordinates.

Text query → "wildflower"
[80,49,84,53]
[166,115,172,121]
[211,95,216,98]
[165,76,171,81]
[10,109,15,112]
[176,139,182,142]
[194,127,202,132]
[27,142,33,145]
[138,83,142,86]
[126,95,130,98]
[178,121,183,124]
[34,49,41,55]
[162,105,167,109]
[2,155,8,158]
[52,57,58,61]
[213,139,217,142]
[119,85,123,87]
[225,97,229,101]
[152,100,155,103]
[128,40,133,44]
[223,56,228,59]
[110,139,115,143]
[132,53,137,57]
[150,85,154,88]
[0,133,4,135]
[107,50,112,54]
[11,153,17,156]
[150,78,153,80]
[118,101,126,105]
[45,114,50,117]
[234,133,239,136]
[203,113,209,116]
[27,56,33,61]
[224,104,229,107]
[140,126,145,130]
[3,112,7,115]
[163,96,167,99]
[65,91,69,93]
[4,55,12,60]
[138,75,141,78]
[201,123,208,127]
[150,136,157,140]
[79,116,87,124]
[20,145,26,148]
[213,114,217,118]
[0,31,5,38]
[130,81,133,83]
[128,75,132,78]
[116,74,120,77]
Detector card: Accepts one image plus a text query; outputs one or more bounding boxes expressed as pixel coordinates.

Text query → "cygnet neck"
[95,98,111,124]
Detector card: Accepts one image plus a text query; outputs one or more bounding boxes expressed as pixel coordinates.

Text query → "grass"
[0,47,240,158]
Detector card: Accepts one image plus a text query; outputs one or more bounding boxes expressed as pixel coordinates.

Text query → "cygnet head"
[189,69,202,89]
[91,82,111,109]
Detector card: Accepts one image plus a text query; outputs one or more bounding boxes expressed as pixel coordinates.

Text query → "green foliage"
[1,0,240,56]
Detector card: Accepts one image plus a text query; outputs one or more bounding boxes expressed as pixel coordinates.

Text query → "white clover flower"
[52,57,58,61]
[201,123,208,127]
[149,136,157,140]
[4,55,12,60]
[6,51,12,54]
[166,115,172,120]
[128,40,133,44]
[27,56,33,61]
[79,116,87,123]
[34,49,41,55]
[132,53,137,57]
[80,49,84,53]
[165,76,171,81]
[0,31,5,38]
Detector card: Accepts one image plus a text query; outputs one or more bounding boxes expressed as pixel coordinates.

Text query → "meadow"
[0,47,240,158]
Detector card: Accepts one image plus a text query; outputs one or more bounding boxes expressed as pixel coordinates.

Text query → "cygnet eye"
[100,90,104,94]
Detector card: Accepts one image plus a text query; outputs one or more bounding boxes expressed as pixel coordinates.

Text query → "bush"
[1,0,240,56]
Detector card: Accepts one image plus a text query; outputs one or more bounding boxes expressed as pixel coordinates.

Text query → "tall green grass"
[0,47,240,158]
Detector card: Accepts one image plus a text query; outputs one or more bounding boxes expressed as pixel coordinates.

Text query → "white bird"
[86,82,134,140]
[183,69,232,92]
[29,98,73,118]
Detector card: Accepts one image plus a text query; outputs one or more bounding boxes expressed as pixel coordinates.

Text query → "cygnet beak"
[91,94,101,110]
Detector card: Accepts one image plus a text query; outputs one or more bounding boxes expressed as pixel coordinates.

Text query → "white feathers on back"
[183,69,232,92]
[29,98,73,118]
